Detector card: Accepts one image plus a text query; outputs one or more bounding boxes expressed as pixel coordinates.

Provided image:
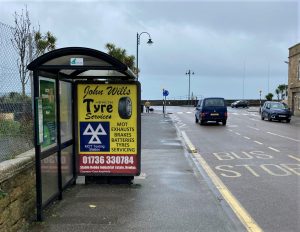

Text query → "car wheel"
[222,120,227,126]
[195,116,199,123]
[261,113,265,120]
[286,119,291,123]
[267,114,272,121]
[200,120,205,125]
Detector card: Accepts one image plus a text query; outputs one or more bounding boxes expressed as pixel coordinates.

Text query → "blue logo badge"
[80,122,110,152]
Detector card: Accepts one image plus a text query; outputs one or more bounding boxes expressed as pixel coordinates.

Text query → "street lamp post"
[243,60,246,100]
[267,63,270,94]
[136,32,153,80]
[259,90,262,113]
[185,70,194,103]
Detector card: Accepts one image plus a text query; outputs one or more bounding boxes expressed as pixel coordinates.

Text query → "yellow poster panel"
[77,83,137,155]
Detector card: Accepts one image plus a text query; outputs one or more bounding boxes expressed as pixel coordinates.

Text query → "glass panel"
[77,70,126,77]
[298,61,300,80]
[60,81,73,143]
[270,102,288,109]
[41,153,59,204]
[297,94,300,110]
[39,77,57,152]
[60,69,76,75]
[61,145,74,187]
[43,55,112,67]
[204,98,225,107]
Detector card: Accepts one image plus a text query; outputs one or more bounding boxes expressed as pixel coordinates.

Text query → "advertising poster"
[36,98,44,145]
[77,83,139,175]
[40,78,57,150]
[60,81,73,143]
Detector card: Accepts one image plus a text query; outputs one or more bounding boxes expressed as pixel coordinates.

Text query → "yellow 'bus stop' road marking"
[182,131,263,232]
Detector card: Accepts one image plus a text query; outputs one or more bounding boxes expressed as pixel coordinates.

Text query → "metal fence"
[0,21,33,162]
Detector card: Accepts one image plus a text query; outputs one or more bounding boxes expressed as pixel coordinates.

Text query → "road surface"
[165,106,300,232]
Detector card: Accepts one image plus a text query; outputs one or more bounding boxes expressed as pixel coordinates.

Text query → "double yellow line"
[182,131,263,232]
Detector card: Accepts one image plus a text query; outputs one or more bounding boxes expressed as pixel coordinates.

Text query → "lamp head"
[147,38,153,45]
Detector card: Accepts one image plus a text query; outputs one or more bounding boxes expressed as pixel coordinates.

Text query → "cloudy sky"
[0,0,299,100]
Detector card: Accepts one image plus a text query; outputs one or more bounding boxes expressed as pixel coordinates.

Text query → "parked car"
[231,100,249,108]
[261,101,291,123]
[195,97,227,125]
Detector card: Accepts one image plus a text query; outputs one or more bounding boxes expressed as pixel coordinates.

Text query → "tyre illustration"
[118,97,132,119]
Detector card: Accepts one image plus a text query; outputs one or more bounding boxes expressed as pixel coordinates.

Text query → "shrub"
[0,120,20,136]
[19,118,34,139]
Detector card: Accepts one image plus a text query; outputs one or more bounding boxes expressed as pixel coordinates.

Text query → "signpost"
[163,89,169,117]
[77,83,140,175]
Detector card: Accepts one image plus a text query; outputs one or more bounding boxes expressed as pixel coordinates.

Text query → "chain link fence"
[0,21,33,162]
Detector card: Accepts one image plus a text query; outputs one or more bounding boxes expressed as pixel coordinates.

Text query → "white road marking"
[288,155,300,162]
[235,132,241,135]
[186,112,192,114]
[244,136,251,140]
[254,141,263,145]
[228,129,233,132]
[268,147,280,152]
[247,126,260,131]
[227,125,238,128]
[267,132,300,142]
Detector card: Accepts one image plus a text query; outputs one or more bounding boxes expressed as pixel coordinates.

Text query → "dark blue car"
[195,97,227,125]
[261,101,291,123]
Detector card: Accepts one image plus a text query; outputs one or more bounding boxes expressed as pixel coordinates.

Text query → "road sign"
[163,89,169,97]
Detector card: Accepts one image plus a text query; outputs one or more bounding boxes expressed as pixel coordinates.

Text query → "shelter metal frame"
[28,47,139,221]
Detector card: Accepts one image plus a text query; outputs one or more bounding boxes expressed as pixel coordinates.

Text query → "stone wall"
[0,149,35,232]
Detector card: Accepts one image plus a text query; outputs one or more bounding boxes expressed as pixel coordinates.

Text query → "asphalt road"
[165,106,300,232]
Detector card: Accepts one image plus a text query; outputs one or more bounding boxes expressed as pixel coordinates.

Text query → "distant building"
[287,43,300,116]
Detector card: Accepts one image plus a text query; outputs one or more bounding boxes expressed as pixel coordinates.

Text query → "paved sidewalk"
[27,112,241,232]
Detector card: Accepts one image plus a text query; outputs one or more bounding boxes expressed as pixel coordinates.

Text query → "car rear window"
[204,98,225,107]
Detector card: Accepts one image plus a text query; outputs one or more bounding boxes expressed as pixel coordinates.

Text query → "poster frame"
[39,76,57,152]
[74,80,141,176]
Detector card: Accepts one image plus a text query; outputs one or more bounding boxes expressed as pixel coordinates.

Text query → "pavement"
[27,110,243,232]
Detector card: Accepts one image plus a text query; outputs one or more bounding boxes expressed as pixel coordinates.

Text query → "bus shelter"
[27,47,141,221]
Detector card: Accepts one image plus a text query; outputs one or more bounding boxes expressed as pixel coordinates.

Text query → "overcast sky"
[0,0,299,100]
